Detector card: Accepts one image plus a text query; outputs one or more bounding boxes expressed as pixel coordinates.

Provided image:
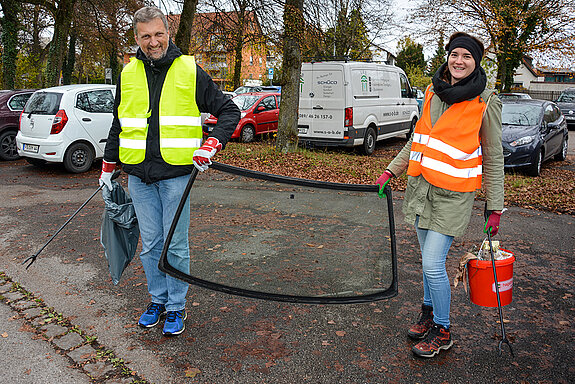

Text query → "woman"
[376,32,504,358]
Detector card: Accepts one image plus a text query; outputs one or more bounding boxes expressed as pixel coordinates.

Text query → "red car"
[0,89,35,160]
[203,92,281,142]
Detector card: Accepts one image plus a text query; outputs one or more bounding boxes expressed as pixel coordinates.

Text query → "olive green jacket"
[387,87,504,237]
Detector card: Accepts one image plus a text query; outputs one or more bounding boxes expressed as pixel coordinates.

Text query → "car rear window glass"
[233,94,259,111]
[76,90,114,113]
[23,92,62,115]
[502,104,541,126]
[8,93,33,111]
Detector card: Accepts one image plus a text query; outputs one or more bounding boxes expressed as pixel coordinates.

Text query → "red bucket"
[467,253,515,307]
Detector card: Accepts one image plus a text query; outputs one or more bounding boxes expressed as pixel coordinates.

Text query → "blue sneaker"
[138,303,166,328]
[162,310,187,336]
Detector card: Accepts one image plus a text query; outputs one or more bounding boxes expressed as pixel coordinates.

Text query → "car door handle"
[82,118,92,122]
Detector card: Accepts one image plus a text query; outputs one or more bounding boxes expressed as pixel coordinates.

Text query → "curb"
[0,272,150,384]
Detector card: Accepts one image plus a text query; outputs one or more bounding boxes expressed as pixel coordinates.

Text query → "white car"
[17,84,115,173]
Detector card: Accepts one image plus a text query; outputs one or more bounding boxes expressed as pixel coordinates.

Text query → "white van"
[298,61,419,154]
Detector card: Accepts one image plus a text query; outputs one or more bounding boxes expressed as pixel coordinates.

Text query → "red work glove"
[192,137,222,172]
[376,170,393,198]
[99,160,116,190]
[484,211,502,236]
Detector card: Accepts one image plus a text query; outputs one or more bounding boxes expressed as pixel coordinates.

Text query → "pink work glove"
[484,211,502,236]
[192,137,222,172]
[376,170,393,198]
[99,160,116,190]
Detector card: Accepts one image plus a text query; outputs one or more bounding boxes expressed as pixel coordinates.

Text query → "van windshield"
[23,92,62,115]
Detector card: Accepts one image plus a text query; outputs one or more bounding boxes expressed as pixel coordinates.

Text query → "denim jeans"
[128,174,191,312]
[415,216,454,329]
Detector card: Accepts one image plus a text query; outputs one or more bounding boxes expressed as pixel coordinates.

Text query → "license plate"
[23,144,39,153]
[298,127,308,134]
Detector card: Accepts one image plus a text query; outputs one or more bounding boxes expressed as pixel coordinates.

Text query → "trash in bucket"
[467,253,515,307]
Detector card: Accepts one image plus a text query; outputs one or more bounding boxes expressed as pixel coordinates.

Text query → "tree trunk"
[62,31,76,85]
[174,0,198,54]
[1,0,21,89]
[232,34,244,90]
[275,0,304,154]
[45,0,76,86]
[108,47,121,85]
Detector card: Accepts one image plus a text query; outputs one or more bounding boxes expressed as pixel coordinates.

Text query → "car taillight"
[19,110,24,130]
[50,109,68,134]
[344,107,353,127]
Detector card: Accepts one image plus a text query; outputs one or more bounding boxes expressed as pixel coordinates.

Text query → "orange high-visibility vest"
[406,86,487,192]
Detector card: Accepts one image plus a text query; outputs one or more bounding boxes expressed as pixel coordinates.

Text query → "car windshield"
[233,94,259,111]
[23,92,62,115]
[557,92,575,103]
[501,104,541,126]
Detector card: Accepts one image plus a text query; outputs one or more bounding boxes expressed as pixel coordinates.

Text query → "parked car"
[498,92,532,100]
[17,84,115,173]
[234,85,281,95]
[556,87,575,129]
[501,99,568,176]
[203,92,281,142]
[0,89,35,160]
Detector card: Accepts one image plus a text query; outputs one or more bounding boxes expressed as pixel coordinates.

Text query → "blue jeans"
[128,174,191,312]
[415,216,454,329]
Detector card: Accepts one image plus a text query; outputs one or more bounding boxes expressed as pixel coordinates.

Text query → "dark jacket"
[103,41,240,183]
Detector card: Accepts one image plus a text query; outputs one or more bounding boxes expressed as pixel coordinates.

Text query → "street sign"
[268,68,274,79]
[105,68,112,83]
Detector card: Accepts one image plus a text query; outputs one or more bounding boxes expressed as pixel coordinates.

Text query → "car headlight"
[510,135,535,147]
[240,112,246,118]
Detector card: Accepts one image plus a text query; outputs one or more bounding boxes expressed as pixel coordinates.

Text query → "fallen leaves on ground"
[219,140,575,215]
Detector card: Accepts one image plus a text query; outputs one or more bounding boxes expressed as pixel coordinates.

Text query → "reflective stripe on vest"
[118,55,201,165]
[406,85,487,192]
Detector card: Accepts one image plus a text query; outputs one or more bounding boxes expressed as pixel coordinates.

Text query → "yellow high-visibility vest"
[118,55,202,165]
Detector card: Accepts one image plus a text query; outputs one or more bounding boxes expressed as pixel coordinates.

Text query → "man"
[99,6,239,336]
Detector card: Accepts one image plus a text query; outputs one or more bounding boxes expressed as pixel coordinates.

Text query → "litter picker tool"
[23,170,121,269]
[484,206,514,357]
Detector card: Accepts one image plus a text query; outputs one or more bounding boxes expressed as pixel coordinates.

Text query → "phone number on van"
[299,113,334,120]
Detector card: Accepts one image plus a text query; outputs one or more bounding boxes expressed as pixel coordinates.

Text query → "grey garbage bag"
[100,180,139,285]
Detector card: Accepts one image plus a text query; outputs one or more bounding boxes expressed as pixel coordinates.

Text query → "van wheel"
[407,117,417,140]
[241,124,255,143]
[63,142,94,173]
[362,127,376,155]
[0,130,21,161]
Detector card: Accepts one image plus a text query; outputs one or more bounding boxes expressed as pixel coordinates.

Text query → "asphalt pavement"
[0,155,574,384]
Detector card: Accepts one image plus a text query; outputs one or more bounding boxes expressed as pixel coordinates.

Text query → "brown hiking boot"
[407,304,433,340]
[412,322,453,358]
